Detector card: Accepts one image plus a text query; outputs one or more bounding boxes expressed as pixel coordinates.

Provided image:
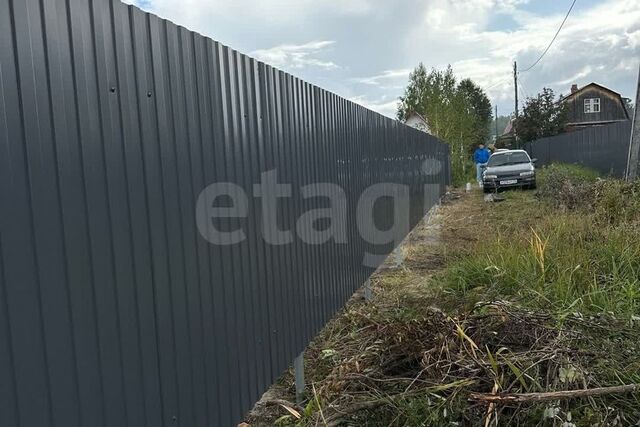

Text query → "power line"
[521,0,578,72]
[517,81,528,101]
[485,75,512,91]
[518,75,531,99]
[518,73,528,96]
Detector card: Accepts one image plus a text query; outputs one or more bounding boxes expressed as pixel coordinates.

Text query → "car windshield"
[487,152,530,167]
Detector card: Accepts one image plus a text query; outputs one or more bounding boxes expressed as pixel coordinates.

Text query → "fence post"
[294,353,305,405]
[626,64,640,180]
[364,279,372,301]
[394,246,404,267]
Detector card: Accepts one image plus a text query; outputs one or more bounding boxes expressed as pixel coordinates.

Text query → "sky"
[123,0,640,121]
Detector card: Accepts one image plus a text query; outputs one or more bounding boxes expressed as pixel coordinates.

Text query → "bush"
[535,163,640,225]
[535,163,599,210]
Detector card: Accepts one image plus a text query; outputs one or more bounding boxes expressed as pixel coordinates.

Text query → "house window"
[584,98,601,113]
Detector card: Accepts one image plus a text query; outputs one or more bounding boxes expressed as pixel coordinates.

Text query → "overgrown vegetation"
[441,190,640,317]
[436,165,640,424]
[535,164,640,224]
[534,163,599,209]
[247,165,640,426]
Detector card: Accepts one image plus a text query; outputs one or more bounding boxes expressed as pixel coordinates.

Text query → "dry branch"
[470,384,640,404]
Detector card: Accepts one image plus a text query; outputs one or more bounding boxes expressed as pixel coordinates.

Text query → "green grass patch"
[439,213,640,317]
[439,167,640,317]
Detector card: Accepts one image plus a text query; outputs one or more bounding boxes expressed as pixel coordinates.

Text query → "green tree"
[458,78,492,147]
[516,88,567,143]
[398,64,492,185]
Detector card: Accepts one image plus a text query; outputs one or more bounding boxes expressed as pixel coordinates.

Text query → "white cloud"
[127,0,371,31]
[403,0,640,109]
[351,69,412,86]
[349,95,400,118]
[250,41,339,70]
[553,66,593,87]
[124,0,639,119]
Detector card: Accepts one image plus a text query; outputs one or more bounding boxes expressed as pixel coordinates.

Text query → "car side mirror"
[531,158,538,163]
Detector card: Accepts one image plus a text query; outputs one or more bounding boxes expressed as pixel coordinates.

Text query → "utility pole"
[513,61,519,147]
[626,63,640,180]
[513,61,519,118]
[495,105,498,139]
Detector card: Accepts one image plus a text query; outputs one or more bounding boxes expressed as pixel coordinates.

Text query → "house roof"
[405,111,428,124]
[501,117,515,135]
[561,82,630,120]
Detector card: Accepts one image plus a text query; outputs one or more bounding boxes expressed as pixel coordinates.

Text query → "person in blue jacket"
[473,143,491,185]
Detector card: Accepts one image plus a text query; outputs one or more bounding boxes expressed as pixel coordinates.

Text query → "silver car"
[482,150,536,193]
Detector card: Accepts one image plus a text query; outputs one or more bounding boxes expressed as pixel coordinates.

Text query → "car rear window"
[488,152,530,167]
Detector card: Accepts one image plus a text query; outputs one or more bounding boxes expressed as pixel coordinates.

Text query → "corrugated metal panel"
[0,0,450,425]
[525,121,632,177]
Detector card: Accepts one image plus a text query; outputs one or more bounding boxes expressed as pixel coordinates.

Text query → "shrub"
[537,163,600,184]
[535,164,640,227]
[535,163,599,210]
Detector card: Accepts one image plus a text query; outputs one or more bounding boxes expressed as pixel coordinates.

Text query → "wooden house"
[561,83,630,131]
[404,112,431,134]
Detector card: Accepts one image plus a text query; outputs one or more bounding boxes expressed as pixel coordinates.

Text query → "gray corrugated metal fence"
[524,121,632,177]
[0,0,450,426]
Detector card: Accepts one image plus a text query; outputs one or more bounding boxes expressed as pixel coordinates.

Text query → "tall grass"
[440,165,640,318]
